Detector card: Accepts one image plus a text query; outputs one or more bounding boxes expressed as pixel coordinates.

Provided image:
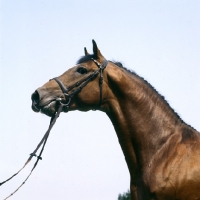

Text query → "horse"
[31,40,200,200]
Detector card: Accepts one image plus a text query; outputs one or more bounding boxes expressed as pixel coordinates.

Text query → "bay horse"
[31,40,200,200]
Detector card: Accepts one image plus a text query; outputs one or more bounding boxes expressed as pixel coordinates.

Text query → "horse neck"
[103,64,182,170]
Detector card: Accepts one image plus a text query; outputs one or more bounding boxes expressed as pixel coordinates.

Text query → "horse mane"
[114,61,198,131]
[77,55,194,130]
[76,55,95,64]
[113,61,184,122]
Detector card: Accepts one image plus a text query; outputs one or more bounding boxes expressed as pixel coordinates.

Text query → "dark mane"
[77,56,126,68]
[76,55,96,64]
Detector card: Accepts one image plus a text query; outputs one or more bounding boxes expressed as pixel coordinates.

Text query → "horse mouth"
[31,89,69,117]
[32,100,58,117]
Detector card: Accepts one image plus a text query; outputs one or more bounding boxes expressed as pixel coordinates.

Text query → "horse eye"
[77,67,87,74]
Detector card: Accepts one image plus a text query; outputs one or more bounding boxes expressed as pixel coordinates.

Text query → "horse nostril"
[31,91,40,105]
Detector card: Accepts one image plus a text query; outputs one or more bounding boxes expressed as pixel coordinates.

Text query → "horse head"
[31,40,111,117]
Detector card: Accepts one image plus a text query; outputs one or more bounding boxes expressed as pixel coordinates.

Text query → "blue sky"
[0,1,200,199]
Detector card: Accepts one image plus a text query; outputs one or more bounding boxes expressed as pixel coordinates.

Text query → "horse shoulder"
[149,126,200,199]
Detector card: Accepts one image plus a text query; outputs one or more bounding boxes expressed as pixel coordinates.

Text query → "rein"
[0,104,63,200]
[0,58,108,199]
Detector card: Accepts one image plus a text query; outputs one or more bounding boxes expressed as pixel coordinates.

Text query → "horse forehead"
[78,60,100,69]
[66,63,95,72]
[59,66,76,78]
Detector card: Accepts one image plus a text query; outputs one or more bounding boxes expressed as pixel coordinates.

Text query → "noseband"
[52,58,108,111]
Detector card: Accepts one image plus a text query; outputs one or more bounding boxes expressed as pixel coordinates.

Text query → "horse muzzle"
[31,87,64,116]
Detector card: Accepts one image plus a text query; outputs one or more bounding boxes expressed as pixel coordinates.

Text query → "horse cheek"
[79,87,99,105]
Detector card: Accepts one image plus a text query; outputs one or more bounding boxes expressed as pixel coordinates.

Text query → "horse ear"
[92,39,103,59]
[84,47,89,56]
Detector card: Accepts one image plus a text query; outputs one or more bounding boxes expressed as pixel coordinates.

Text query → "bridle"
[0,58,108,199]
[52,58,108,111]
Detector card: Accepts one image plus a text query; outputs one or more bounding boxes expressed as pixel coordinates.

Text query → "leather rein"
[0,58,108,199]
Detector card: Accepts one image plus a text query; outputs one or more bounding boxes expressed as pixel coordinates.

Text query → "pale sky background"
[0,1,200,200]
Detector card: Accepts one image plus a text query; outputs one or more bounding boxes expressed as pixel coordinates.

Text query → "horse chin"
[40,101,57,117]
[32,102,40,113]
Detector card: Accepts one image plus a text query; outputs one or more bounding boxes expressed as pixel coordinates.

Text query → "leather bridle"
[52,58,108,111]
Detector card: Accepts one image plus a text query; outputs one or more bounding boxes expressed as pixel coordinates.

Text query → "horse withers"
[31,40,200,200]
